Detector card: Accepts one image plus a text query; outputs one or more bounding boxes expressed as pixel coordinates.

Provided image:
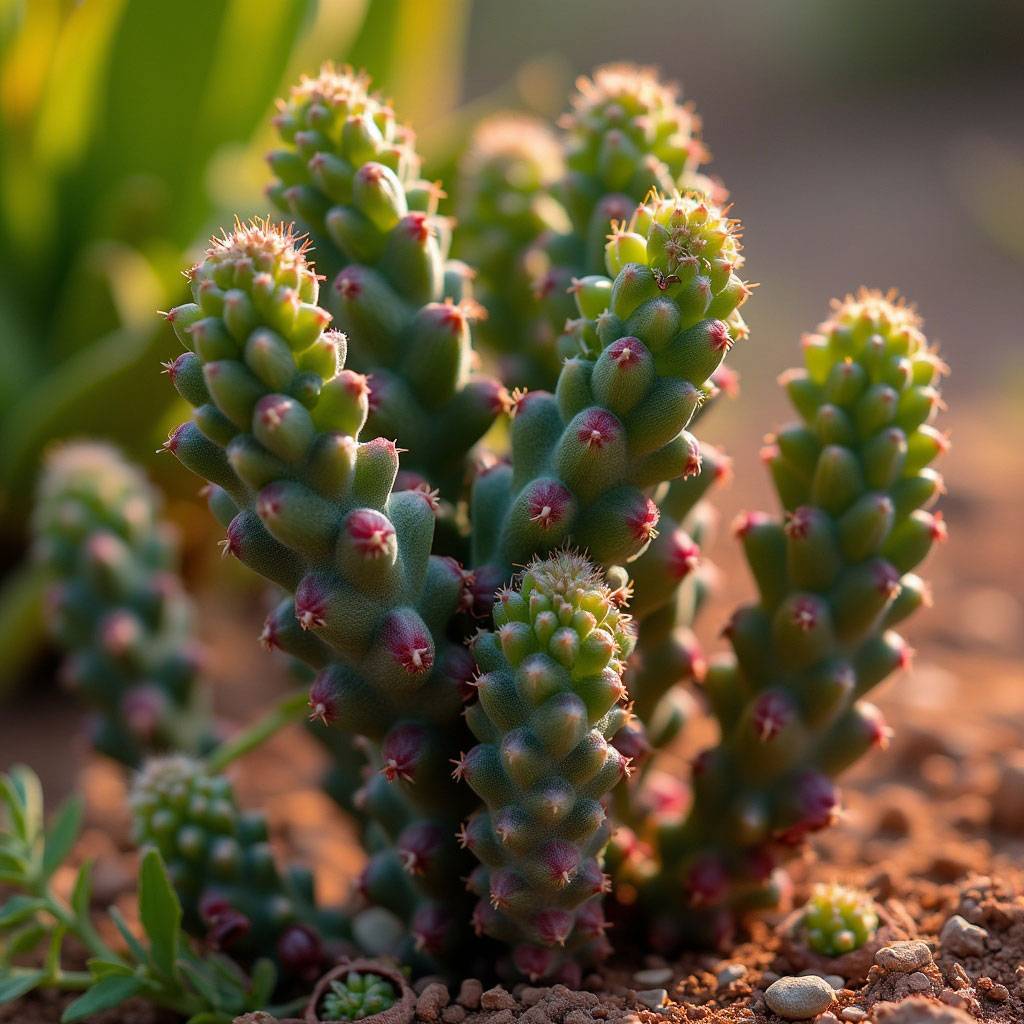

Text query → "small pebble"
[634,967,673,987]
[457,979,483,1009]
[840,1009,867,1022]
[442,1007,466,1024]
[764,976,835,1020]
[798,970,844,990]
[939,914,988,958]
[716,963,747,987]
[481,986,517,1011]
[816,1014,839,1024]
[874,940,932,973]
[416,982,450,1021]
[635,989,668,1010]
[907,971,932,991]
[520,987,545,1007]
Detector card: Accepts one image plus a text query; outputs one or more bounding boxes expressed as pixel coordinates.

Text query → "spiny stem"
[206,690,310,773]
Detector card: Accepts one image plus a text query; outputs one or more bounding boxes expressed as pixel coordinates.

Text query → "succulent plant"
[637,290,948,945]
[33,442,214,766]
[131,755,346,977]
[458,551,634,984]
[459,63,725,391]
[456,114,570,386]
[470,189,749,587]
[320,970,397,1021]
[266,64,505,499]
[5,37,959,1017]
[802,883,879,956]
[162,218,477,970]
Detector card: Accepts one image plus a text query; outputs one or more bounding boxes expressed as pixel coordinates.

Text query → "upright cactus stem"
[131,756,346,978]
[470,190,750,579]
[267,64,505,497]
[162,219,477,969]
[624,442,729,751]
[459,64,724,390]
[559,64,719,273]
[457,551,634,984]
[457,115,571,386]
[646,291,948,939]
[33,443,213,766]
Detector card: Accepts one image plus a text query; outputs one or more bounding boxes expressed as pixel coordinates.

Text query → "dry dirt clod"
[456,980,483,1010]
[763,976,835,1020]
[441,1006,465,1023]
[872,996,975,1022]
[875,941,933,973]
[938,914,988,957]
[416,982,450,1021]
[480,986,517,1011]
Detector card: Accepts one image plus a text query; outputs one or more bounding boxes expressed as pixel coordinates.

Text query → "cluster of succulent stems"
[20,57,949,1013]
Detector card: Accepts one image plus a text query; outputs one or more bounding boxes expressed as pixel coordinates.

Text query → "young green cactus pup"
[802,883,879,956]
[644,290,948,941]
[33,442,213,765]
[458,551,634,984]
[321,970,397,1021]
[131,755,345,977]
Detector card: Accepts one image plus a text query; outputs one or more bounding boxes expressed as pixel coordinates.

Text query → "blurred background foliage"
[0,0,1021,692]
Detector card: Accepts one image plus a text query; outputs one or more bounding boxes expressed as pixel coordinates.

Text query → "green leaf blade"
[42,796,83,880]
[61,975,143,1022]
[0,968,45,1004]
[138,849,181,980]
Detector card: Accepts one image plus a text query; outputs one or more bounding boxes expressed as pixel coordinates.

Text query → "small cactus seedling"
[459,551,634,984]
[267,65,505,498]
[641,291,948,943]
[802,883,879,956]
[131,755,347,977]
[33,442,214,765]
[320,971,397,1021]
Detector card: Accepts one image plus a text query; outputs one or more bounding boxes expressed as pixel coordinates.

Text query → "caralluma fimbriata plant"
[267,65,505,499]
[627,290,948,945]
[33,442,213,765]
[131,755,347,978]
[11,51,955,1017]
[470,189,749,582]
[459,64,723,391]
[458,551,633,985]
[162,218,478,969]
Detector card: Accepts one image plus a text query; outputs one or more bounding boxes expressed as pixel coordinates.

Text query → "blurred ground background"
[1,0,1022,841]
